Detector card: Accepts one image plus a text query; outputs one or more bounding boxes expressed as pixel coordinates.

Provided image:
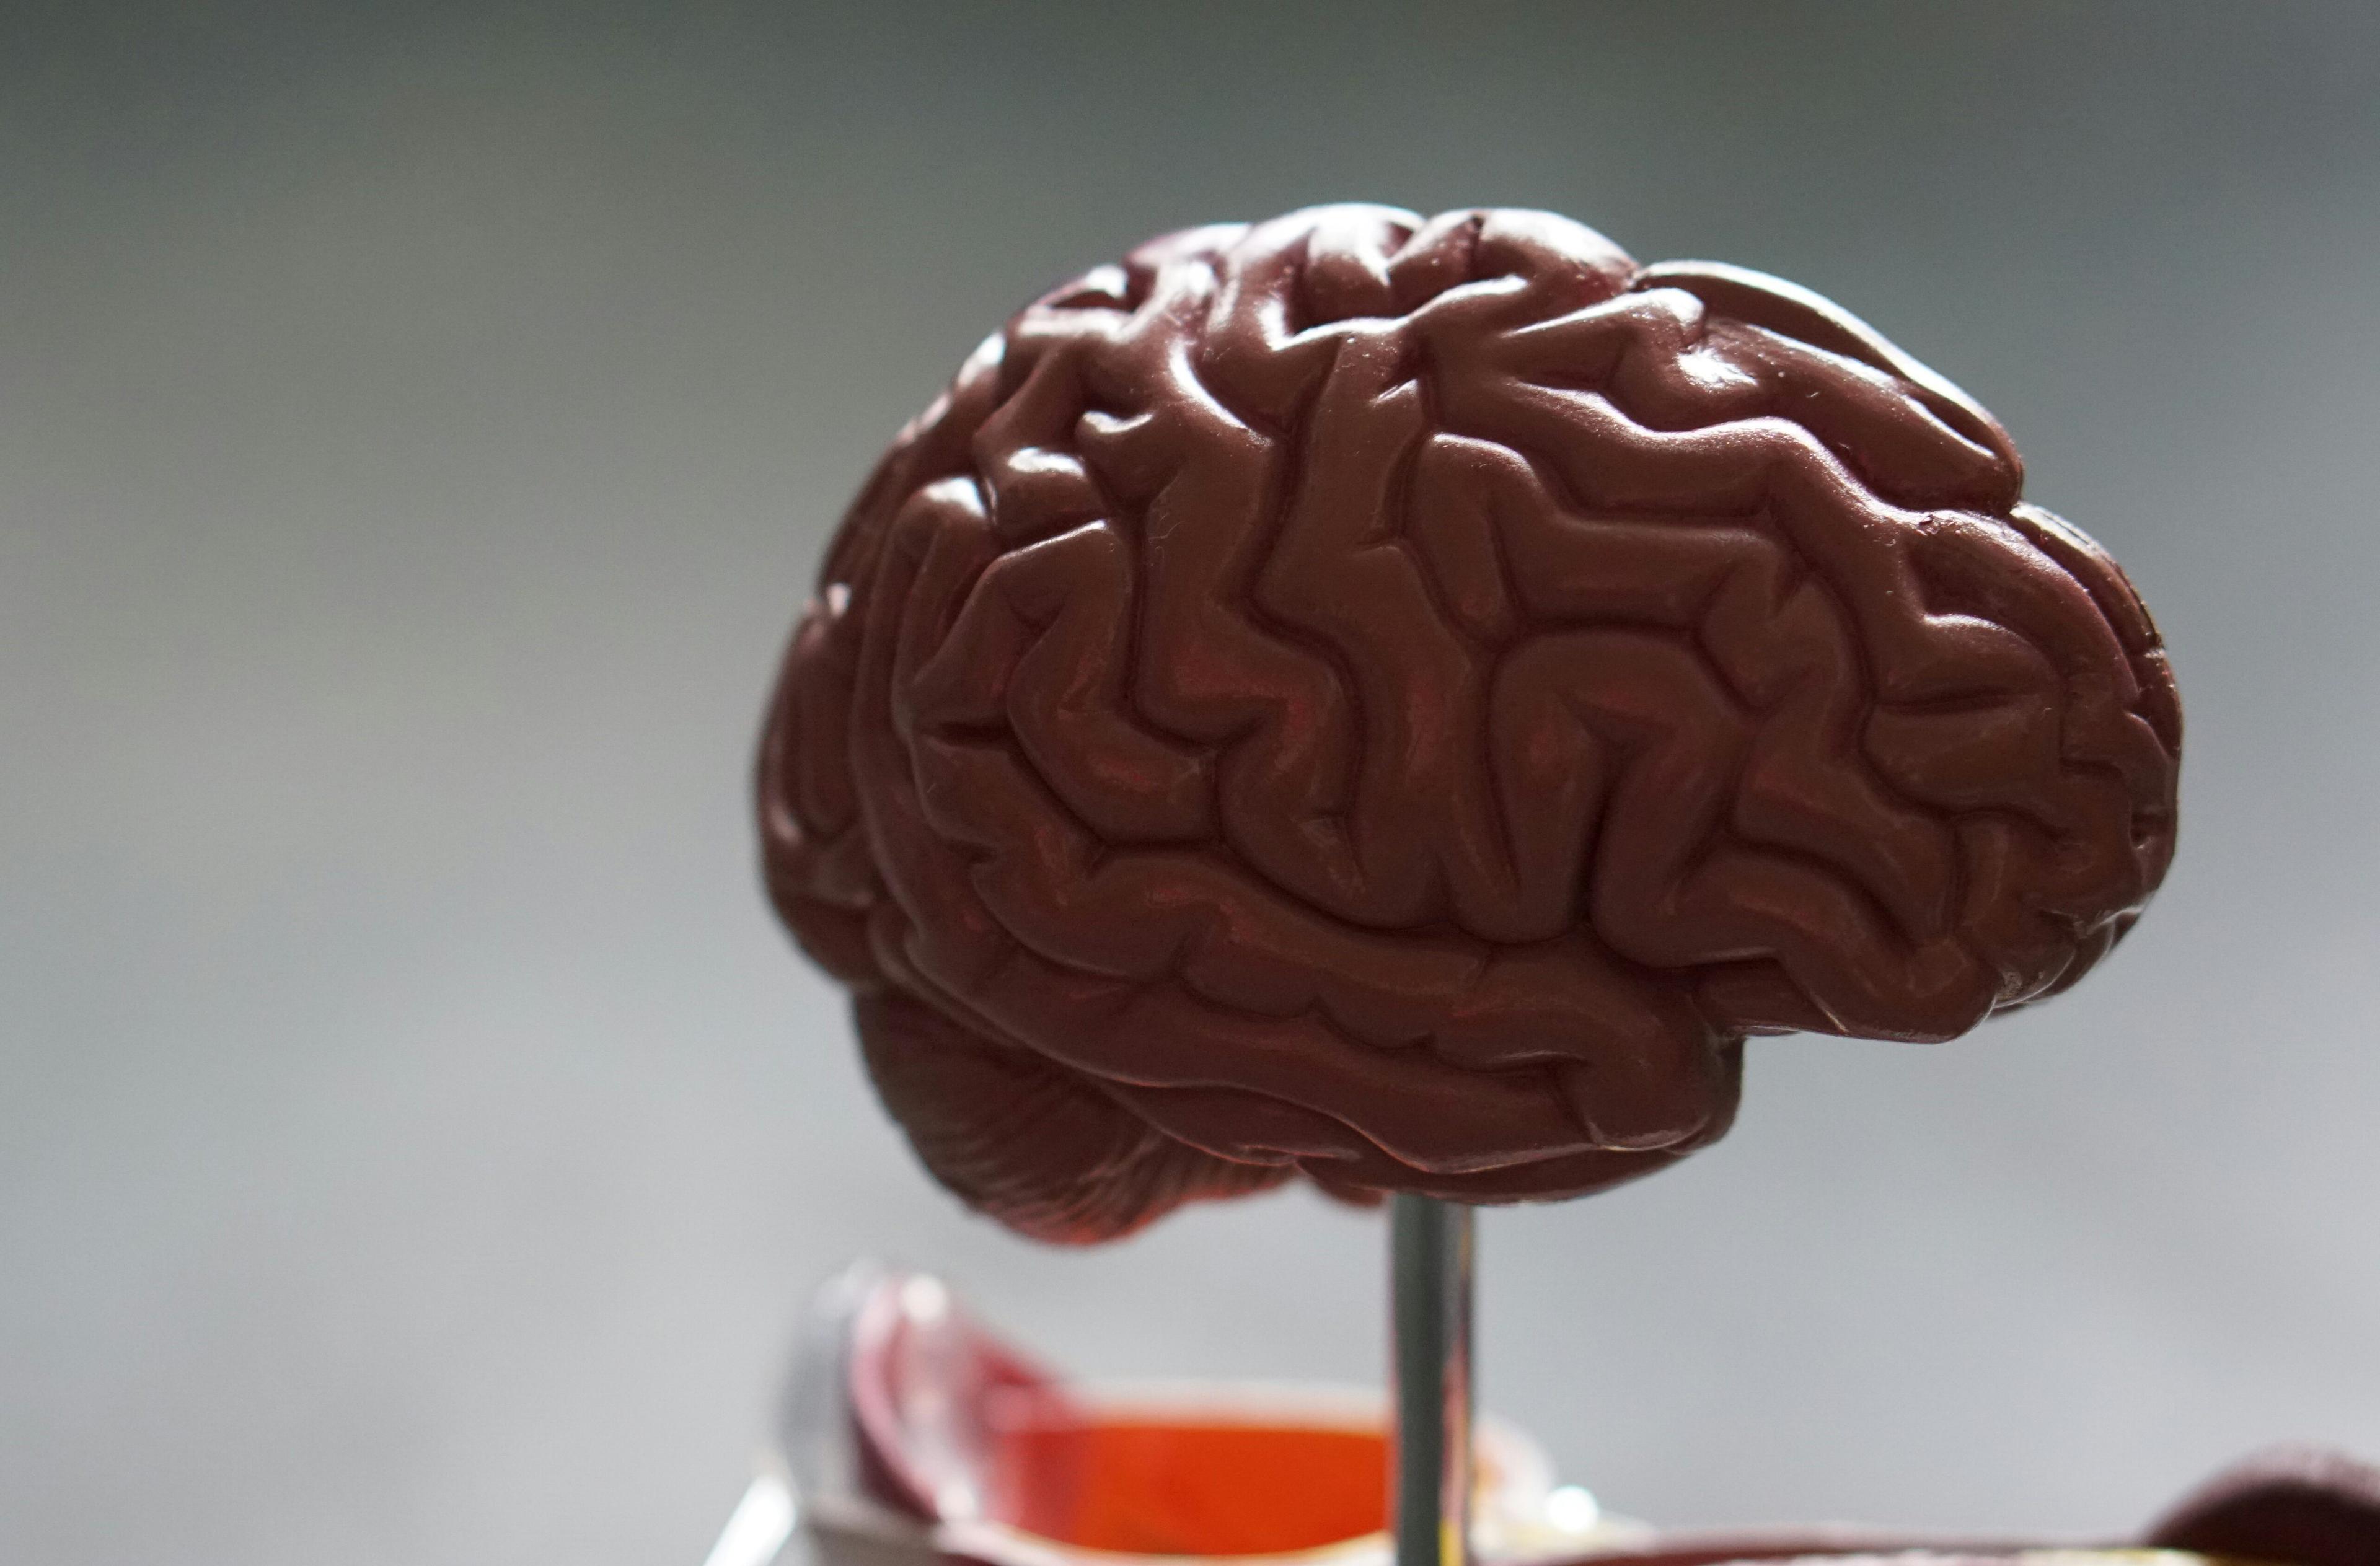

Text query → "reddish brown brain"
[758,205,2181,1243]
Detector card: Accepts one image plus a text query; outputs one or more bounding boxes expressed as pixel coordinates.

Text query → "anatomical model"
[733,206,2367,1566]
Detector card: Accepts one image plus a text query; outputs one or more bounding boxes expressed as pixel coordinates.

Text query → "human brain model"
[758,205,2180,1243]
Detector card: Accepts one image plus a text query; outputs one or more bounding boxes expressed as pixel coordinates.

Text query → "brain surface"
[759,205,2182,1243]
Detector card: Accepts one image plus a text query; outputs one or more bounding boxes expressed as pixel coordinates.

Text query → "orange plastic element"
[987,1411,1390,1557]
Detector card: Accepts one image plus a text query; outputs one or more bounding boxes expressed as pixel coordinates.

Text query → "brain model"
[758,205,2181,1243]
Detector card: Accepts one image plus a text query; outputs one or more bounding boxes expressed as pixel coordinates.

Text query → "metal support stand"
[1390,1195,1474,1566]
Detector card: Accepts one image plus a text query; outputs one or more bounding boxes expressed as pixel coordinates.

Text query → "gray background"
[6,3,2378,1562]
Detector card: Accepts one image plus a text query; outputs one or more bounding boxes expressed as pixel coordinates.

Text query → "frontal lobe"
[758,204,2181,1243]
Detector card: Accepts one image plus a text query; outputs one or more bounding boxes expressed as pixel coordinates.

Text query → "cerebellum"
[758,205,2180,1243]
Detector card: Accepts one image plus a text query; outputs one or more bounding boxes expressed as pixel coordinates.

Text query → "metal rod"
[1390,1194,1474,1566]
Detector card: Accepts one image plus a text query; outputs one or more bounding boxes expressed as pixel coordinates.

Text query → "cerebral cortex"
[757,205,2182,1243]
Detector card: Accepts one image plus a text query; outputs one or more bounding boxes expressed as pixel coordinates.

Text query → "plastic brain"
[758,205,2181,1243]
